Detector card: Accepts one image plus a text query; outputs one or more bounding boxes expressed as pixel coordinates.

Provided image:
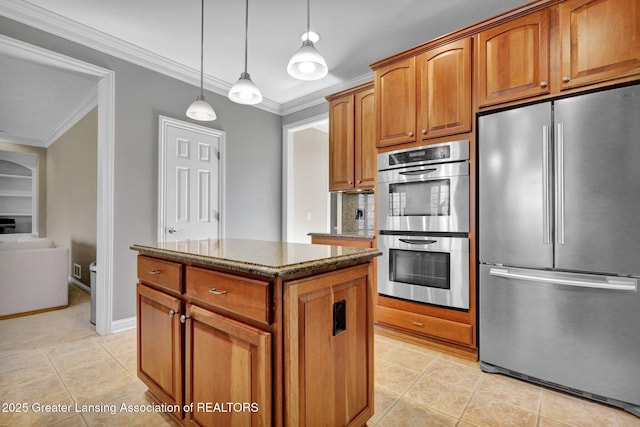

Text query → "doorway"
[282,114,330,243]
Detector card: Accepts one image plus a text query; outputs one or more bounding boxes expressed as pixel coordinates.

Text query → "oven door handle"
[399,238,438,245]
[399,168,437,176]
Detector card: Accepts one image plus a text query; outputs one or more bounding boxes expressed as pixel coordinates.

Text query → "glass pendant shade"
[187,0,216,121]
[186,94,216,121]
[229,72,263,105]
[287,39,328,81]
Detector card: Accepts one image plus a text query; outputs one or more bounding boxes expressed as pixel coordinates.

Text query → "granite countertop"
[308,231,375,240]
[131,238,380,278]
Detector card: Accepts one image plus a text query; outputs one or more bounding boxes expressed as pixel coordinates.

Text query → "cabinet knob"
[540,81,548,87]
[357,179,361,184]
[562,76,570,83]
[421,129,427,135]
[169,309,176,317]
[408,131,414,137]
[180,314,189,323]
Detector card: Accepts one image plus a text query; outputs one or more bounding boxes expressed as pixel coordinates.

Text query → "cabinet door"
[185,303,271,427]
[375,57,416,147]
[416,38,472,140]
[478,10,550,107]
[559,0,640,90]
[354,87,376,190]
[329,94,355,191]
[285,264,373,427]
[136,283,183,421]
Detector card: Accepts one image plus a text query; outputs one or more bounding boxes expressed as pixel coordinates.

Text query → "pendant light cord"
[243,0,249,74]
[199,0,205,96]
[306,0,311,34]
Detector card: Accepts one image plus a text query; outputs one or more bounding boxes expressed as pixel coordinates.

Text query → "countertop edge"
[130,244,380,278]
[308,232,375,240]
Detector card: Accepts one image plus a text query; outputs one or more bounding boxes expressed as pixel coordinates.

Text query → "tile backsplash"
[340,193,375,233]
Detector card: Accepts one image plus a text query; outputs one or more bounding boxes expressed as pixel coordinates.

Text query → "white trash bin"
[90,262,97,325]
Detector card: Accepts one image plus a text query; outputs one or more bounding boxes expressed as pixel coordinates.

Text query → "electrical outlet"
[73,263,82,279]
[355,208,365,220]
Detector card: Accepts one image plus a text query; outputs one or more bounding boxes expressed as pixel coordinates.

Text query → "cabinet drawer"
[186,267,271,324]
[376,306,473,346]
[138,255,183,293]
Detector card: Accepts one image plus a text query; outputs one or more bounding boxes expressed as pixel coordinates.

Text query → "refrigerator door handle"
[489,268,638,291]
[542,125,551,245]
[555,123,565,245]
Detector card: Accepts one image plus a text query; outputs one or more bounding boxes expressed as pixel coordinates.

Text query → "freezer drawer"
[479,264,640,414]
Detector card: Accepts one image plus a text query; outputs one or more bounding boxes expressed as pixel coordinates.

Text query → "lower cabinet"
[136,283,184,421]
[184,304,271,427]
[136,254,375,427]
[284,264,373,427]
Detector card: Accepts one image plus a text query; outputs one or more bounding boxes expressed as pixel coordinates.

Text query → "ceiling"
[0,0,526,147]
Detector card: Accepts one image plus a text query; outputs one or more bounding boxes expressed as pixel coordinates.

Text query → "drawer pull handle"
[208,288,228,295]
[412,321,424,327]
[147,270,161,275]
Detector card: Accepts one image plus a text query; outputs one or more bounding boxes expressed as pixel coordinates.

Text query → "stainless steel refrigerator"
[478,84,640,416]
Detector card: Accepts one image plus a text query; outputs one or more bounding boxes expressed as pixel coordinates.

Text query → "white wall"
[290,128,329,243]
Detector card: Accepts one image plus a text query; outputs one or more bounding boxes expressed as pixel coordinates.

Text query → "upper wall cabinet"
[375,58,416,148]
[374,38,472,148]
[327,82,376,192]
[477,10,551,107]
[558,0,640,90]
[416,38,472,141]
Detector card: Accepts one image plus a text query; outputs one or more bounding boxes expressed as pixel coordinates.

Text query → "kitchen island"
[131,238,380,427]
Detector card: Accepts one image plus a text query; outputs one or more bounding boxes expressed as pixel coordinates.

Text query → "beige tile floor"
[1,285,639,426]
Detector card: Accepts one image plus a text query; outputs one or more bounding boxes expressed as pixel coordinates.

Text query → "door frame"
[0,35,116,335]
[282,113,329,242]
[158,115,226,242]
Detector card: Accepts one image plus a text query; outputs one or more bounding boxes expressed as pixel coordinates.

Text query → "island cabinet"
[374,37,472,148]
[132,239,379,427]
[327,82,376,192]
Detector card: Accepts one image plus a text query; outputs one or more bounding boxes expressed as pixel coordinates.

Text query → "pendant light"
[186,0,216,121]
[228,0,263,104]
[287,0,327,81]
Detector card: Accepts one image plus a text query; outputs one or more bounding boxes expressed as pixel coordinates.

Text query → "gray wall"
[0,17,282,322]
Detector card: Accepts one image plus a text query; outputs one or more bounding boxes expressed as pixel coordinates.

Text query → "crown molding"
[0,1,375,117]
[0,1,283,114]
[46,85,98,147]
[280,72,374,116]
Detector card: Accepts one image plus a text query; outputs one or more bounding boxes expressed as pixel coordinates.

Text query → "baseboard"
[111,316,136,333]
[69,276,90,293]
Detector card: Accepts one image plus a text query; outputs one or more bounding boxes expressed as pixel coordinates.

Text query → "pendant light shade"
[229,72,263,104]
[187,0,216,121]
[287,0,327,81]
[228,0,263,105]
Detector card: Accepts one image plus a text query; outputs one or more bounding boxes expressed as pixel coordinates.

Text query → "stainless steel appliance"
[377,140,470,309]
[378,233,469,309]
[377,140,469,234]
[479,84,640,416]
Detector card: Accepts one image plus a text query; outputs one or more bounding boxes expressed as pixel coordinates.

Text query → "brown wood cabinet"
[184,303,271,427]
[477,10,551,107]
[416,38,472,140]
[558,0,640,91]
[133,242,377,427]
[375,38,472,148]
[284,264,373,427]
[327,82,376,192]
[375,58,416,148]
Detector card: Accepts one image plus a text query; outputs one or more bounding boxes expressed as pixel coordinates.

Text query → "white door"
[158,116,225,242]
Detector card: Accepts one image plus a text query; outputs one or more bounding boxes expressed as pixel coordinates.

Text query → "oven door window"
[389,249,450,290]
[389,179,450,217]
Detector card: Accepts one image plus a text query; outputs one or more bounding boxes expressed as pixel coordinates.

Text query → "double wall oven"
[377,140,470,310]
